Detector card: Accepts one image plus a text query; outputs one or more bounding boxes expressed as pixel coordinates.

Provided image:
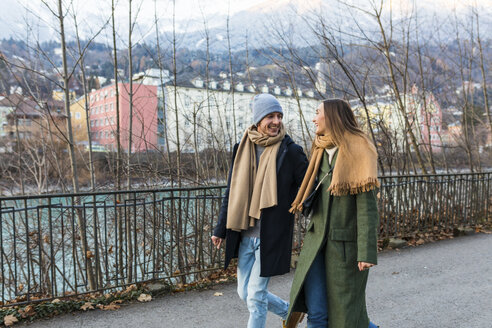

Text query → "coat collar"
[276,135,292,174]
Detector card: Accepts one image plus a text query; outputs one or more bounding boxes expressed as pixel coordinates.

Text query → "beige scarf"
[226,124,286,232]
[290,132,379,213]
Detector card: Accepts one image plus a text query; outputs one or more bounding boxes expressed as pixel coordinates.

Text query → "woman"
[286,99,380,328]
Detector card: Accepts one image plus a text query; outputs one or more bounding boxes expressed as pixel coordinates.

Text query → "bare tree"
[226,8,238,143]
[474,7,491,134]
[171,0,182,187]
[111,0,123,191]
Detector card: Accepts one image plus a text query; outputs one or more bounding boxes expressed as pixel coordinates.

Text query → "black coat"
[213,135,308,277]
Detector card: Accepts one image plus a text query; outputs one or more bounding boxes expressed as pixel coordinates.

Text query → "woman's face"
[313,103,328,135]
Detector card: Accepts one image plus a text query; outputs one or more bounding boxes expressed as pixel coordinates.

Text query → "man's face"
[257,112,283,137]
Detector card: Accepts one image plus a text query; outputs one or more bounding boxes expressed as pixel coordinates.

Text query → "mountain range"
[2,0,491,53]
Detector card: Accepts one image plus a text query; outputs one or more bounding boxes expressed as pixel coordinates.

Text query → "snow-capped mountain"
[1,0,491,52]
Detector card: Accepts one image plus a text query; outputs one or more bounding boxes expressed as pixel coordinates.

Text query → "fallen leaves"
[121,284,137,296]
[474,224,492,234]
[18,305,36,318]
[97,302,120,311]
[0,265,239,326]
[0,283,161,326]
[4,315,18,326]
[397,229,458,248]
[81,302,95,311]
[137,293,152,302]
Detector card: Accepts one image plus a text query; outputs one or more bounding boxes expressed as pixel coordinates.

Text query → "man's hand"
[358,261,375,271]
[211,236,224,249]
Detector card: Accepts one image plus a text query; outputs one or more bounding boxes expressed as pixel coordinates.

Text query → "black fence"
[0,172,490,306]
[377,172,491,238]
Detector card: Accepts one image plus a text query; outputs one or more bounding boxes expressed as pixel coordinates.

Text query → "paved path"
[20,234,492,328]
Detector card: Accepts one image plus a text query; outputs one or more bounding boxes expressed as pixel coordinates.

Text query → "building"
[406,85,443,152]
[351,86,443,153]
[70,96,89,142]
[85,68,321,153]
[1,94,67,141]
[132,68,171,86]
[88,83,161,152]
[53,89,76,102]
[159,76,320,153]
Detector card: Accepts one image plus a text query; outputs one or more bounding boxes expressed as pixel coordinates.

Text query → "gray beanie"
[252,93,283,125]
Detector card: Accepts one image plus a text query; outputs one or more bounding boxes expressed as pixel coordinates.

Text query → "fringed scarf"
[290,132,379,214]
[226,124,286,232]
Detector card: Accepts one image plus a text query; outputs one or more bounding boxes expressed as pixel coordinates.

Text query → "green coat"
[287,151,379,328]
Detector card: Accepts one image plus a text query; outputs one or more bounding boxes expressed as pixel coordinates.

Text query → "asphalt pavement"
[19,233,492,328]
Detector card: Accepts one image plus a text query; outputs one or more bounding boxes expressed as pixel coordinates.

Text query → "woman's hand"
[358,261,375,271]
[211,236,224,249]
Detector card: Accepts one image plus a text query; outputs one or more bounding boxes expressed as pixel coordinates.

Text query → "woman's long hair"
[322,99,365,147]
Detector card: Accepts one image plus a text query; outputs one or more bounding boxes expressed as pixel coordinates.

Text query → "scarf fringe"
[289,178,380,214]
[328,178,380,196]
[289,203,303,214]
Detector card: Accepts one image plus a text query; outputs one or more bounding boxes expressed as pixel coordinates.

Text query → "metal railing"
[0,186,226,306]
[0,172,490,306]
[377,172,491,238]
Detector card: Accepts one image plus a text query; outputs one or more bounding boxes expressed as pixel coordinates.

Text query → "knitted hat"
[252,93,283,125]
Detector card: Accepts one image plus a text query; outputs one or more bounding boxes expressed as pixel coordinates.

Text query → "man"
[212,93,308,328]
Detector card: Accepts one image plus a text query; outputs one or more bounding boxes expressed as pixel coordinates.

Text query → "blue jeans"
[304,251,329,328]
[304,251,378,328]
[237,237,289,328]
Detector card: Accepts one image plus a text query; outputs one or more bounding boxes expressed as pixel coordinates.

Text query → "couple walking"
[212,94,380,328]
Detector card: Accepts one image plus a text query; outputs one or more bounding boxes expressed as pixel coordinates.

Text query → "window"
[105,104,108,112]
[19,131,32,139]
[19,118,32,126]
[90,120,94,127]
[105,118,108,126]
[75,112,81,119]
[110,103,114,111]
